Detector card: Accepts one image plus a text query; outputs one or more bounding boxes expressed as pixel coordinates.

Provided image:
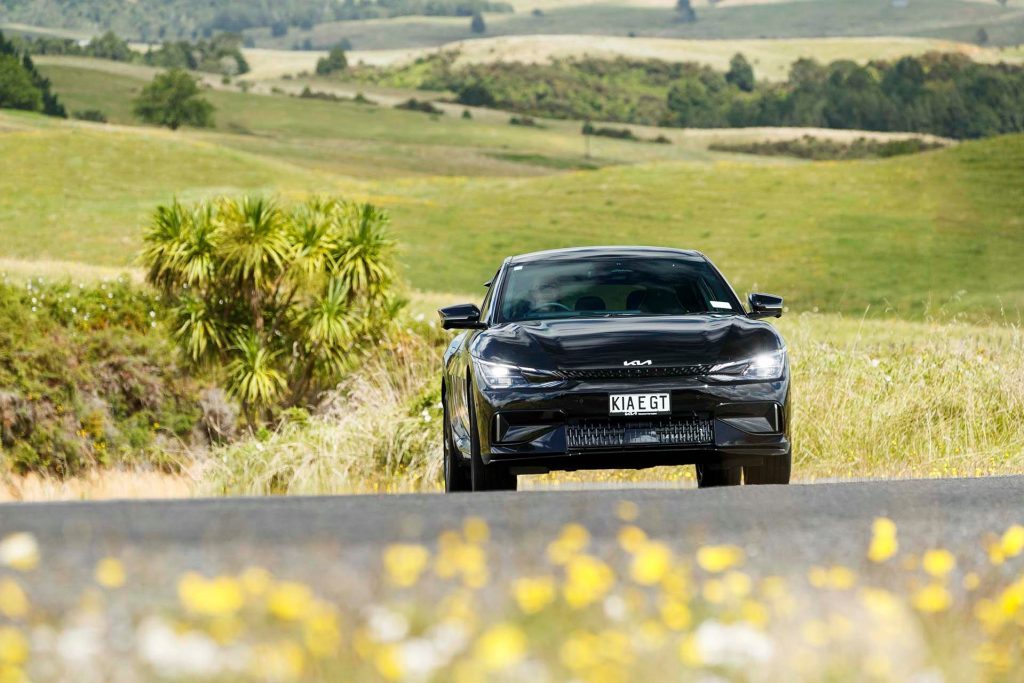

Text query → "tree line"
[0,31,66,118]
[357,51,1024,140]
[14,31,250,76]
[0,0,511,42]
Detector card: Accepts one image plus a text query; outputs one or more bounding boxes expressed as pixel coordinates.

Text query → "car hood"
[469,315,783,370]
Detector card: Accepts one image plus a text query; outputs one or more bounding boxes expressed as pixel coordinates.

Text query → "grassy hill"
[333,35,1021,82]
[385,135,1024,318]
[1,96,1021,318]
[248,0,1024,50]
[0,116,345,264]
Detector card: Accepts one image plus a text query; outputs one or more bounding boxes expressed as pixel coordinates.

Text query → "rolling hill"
[1,94,1020,319]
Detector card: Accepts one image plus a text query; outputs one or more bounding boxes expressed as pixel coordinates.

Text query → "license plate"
[609,393,671,416]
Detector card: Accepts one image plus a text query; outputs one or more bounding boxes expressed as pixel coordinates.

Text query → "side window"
[479,268,501,320]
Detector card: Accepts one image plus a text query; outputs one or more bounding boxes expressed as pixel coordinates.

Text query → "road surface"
[1,476,1021,613]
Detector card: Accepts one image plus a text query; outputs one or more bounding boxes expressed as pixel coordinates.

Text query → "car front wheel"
[443,390,472,493]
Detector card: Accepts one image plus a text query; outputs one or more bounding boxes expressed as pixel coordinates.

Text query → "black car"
[438,246,790,492]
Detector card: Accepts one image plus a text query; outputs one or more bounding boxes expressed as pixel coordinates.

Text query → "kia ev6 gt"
[439,247,789,492]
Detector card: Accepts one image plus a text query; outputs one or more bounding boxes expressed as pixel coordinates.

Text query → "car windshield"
[498,255,742,322]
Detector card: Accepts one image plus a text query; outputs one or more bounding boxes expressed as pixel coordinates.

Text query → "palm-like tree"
[141,195,397,425]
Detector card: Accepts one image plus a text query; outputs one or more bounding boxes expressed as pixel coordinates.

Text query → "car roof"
[508,246,706,264]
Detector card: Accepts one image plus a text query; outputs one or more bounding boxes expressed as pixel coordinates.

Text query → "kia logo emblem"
[623,360,652,367]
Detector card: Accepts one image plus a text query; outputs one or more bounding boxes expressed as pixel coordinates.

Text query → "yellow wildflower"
[1000,525,1024,558]
[177,573,245,617]
[696,545,745,573]
[0,627,28,665]
[679,634,702,665]
[563,554,615,609]
[629,542,672,586]
[383,544,430,587]
[963,572,981,591]
[94,557,126,588]
[474,623,527,671]
[463,517,490,544]
[374,644,403,681]
[724,570,753,598]
[659,599,691,631]
[0,580,28,620]
[304,609,342,658]
[867,517,898,563]
[740,600,770,628]
[617,525,647,554]
[911,584,952,613]
[547,524,590,565]
[512,576,556,614]
[860,588,901,619]
[922,549,957,578]
[616,501,639,522]
[0,534,38,572]
[266,581,315,621]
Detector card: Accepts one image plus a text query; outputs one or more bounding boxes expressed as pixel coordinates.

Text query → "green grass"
[248,0,1024,50]
[385,136,1024,319]
[37,60,736,178]
[0,117,341,264]
[7,57,1023,319]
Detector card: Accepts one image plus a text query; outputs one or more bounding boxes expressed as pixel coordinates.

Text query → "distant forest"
[353,52,1024,140]
[0,0,513,41]
[13,31,250,76]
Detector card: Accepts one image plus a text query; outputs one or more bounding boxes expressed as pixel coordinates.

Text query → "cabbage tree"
[142,195,398,424]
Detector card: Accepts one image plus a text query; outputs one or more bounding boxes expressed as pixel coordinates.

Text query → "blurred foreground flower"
[384,544,430,587]
[474,623,526,671]
[94,558,126,589]
[0,534,39,572]
[696,545,745,573]
[178,573,245,617]
[868,517,899,562]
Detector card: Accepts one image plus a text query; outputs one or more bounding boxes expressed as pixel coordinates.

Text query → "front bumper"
[472,376,791,473]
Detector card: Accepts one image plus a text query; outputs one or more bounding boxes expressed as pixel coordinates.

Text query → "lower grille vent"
[567,417,713,450]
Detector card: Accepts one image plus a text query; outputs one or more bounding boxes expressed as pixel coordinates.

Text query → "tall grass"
[202,329,444,496]
[202,314,1024,495]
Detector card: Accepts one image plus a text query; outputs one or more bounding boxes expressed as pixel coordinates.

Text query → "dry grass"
[201,311,1024,495]
[0,470,195,502]
[354,35,1020,81]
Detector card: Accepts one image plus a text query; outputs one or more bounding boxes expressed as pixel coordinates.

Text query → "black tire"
[443,391,472,493]
[695,464,742,488]
[744,452,792,485]
[467,383,517,492]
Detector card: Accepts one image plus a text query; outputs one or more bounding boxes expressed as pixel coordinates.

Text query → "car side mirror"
[438,303,487,330]
[748,293,783,319]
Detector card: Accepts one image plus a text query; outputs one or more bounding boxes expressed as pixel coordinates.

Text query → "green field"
[246,0,1024,50]
[0,55,1019,320]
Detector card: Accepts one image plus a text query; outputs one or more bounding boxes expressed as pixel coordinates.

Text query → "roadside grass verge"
[202,313,1024,496]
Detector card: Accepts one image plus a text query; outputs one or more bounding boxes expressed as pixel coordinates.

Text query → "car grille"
[567,416,714,450]
[560,365,712,380]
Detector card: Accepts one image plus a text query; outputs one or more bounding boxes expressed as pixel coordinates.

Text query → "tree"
[316,44,348,75]
[975,27,989,45]
[141,196,399,424]
[133,69,214,130]
[0,54,43,111]
[676,0,697,23]
[726,53,756,92]
[456,81,495,107]
[471,11,487,33]
[271,21,289,38]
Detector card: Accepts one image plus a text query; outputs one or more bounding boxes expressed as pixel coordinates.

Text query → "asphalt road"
[2,476,1022,613]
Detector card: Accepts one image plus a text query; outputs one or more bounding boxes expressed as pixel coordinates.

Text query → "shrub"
[0,278,199,477]
[73,109,108,123]
[316,44,348,75]
[141,195,401,426]
[394,98,443,114]
[133,69,215,130]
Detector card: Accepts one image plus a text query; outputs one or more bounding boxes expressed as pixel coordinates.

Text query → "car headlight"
[472,358,564,390]
[708,348,787,381]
